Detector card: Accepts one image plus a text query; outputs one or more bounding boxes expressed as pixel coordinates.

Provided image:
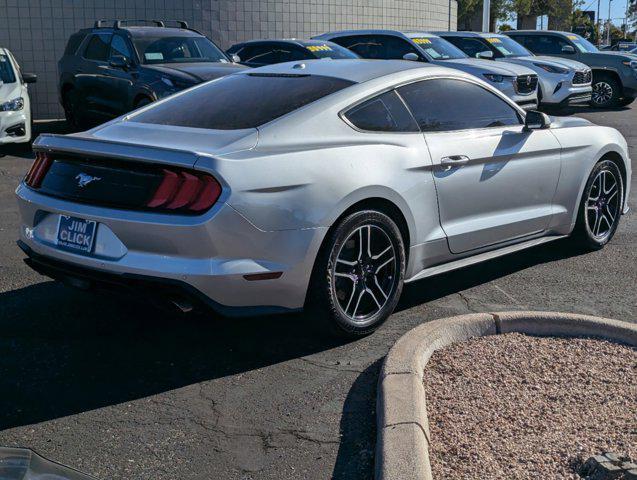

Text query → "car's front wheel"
[310,210,406,337]
[571,159,624,250]
[590,75,621,108]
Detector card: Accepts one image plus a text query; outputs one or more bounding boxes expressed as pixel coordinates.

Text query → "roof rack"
[93,19,202,34]
[114,19,165,29]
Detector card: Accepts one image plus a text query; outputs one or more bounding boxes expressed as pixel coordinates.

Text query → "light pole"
[597,0,602,44]
[607,0,614,45]
[483,0,491,32]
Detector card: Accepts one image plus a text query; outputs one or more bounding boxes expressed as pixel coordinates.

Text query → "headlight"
[0,97,24,111]
[533,63,569,74]
[483,74,516,83]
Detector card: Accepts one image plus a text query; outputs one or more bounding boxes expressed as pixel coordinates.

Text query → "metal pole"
[607,0,613,44]
[449,0,452,30]
[483,0,491,31]
[597,0,602,43]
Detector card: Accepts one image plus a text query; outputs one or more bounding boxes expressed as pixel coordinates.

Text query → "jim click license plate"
[56,215,97,255]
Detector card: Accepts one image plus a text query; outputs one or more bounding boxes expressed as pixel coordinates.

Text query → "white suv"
[0,47,36,144]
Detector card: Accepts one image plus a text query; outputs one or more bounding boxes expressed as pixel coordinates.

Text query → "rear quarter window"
[131,73,355,130]
[344,90,419,132]
[64,32,88,55]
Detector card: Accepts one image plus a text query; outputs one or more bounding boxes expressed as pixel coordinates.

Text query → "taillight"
[24,152,53,188]
[146,169,222,213]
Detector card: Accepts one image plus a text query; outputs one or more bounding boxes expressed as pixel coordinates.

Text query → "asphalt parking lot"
[0,105,635,480]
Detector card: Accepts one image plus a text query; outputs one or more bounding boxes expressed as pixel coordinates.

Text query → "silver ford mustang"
[16,59,631,336]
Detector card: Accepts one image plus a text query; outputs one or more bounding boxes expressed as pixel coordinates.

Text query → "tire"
[618,97,635,107]
[62,88,85,131]
[590,74,621,108]
[308,210,406,337]
[570,159,624,250]
[135,96,152,108]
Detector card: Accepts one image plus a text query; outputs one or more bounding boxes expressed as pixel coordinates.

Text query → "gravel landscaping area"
[424,333,637,479]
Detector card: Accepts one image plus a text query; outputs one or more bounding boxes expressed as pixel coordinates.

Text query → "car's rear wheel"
[62,88,81,131]
[590,75,621,108]
[309,210,406,337]
[571,159,623,250]
[135,96,153,108]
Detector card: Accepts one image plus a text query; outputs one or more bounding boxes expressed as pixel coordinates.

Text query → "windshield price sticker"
[567,35,579,40]
[413,38,432,45]
[307,45,333,52]
[486,37,502,43]
[145,52,164,60]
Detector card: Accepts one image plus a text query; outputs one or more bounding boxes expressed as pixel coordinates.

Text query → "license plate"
[56,215,97,255]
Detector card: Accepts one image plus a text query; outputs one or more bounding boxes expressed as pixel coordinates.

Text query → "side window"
[397,78,522,132]
[450,38,491,58]
[344,90,419,133]
[110,35,132,61]
[83,34,112,61]
[525,35,569,55]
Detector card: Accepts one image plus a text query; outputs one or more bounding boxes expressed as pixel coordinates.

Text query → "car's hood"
[143,62,248,83]
[0,80,21,102]
[550,115,593,129]
[509,55,589,70]
[442,57,535,76]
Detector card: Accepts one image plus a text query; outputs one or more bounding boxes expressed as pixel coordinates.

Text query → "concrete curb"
[375,311,637,480]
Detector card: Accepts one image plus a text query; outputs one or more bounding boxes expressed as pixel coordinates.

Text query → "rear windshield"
[303,42,359,59]
[131,73,355,130]
[0,54,16,83]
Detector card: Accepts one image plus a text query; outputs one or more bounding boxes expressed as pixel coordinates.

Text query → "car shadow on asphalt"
[0,237,587,479]
[0,279,353,433]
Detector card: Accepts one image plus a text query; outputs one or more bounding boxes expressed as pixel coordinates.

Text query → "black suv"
[59,20,246,128]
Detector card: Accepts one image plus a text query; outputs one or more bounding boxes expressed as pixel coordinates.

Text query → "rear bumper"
[18,241,297,316]
[15,183,326,314]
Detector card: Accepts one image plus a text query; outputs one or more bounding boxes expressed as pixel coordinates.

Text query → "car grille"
[573,69,592,85]
[515,74,538,94]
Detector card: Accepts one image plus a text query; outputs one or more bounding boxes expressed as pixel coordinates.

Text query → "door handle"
[440,155,470,170]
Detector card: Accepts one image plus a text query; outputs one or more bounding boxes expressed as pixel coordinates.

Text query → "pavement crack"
[298,356,364,373]
[456,291,478,313]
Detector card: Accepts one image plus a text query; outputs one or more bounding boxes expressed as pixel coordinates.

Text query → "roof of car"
[239,58,451,83]
[317,29,442,40]
[504,30,572,35]
[82,26,202,37]
[231,38,342,47]
[430,31,504,38]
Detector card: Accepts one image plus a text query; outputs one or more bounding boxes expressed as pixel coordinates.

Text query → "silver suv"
[314,30,539,109]
[434,31,592,107]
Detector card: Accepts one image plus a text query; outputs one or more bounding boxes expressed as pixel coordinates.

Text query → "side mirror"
[477,50,494,59]
[231,54,241,63]
[523,110,551,131]
[561,45,576,54]
[402,52,420,62]
[109,55,129,69]
[22,72,37,84]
